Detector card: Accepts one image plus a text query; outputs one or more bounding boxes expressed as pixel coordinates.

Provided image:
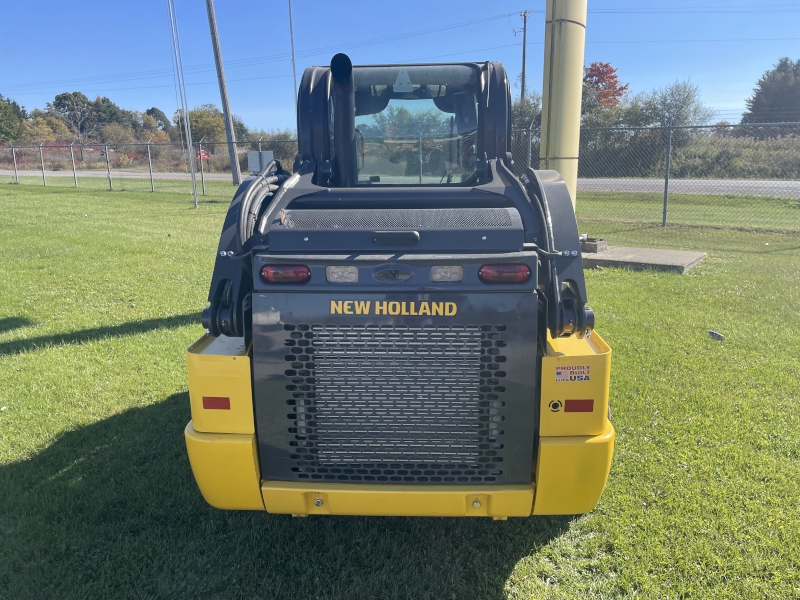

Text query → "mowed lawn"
[2,172,237,199]
[0,184,798,599]
[577,189,800,233]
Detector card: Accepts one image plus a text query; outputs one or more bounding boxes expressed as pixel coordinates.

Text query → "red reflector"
[478,264,531,283]
[261,265,311,284]
[564,399,594,413]
[202,396,231,410]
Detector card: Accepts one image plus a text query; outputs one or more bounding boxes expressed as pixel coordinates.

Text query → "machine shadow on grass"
[0,312,201,356]
[0,316,34,335]
[0,392,573,600]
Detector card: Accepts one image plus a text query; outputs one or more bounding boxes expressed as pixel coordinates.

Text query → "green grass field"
[1,173,237,200]
[576,190,800,233]
[1,183,798,599]
[7,172,799,232]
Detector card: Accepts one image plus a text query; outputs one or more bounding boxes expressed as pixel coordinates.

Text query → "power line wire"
[7,30,797,96]
[1,12,517,93]
[586,36,800,44]
[4,4,800,95]
[72,74,295,94]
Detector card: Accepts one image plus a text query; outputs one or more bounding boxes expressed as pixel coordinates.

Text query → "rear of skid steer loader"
[184,54,613,518]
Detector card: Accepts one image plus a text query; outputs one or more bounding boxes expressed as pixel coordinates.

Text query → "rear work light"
[430,265,463,282]
[260,265,311,284]
[326,265,358,283]
[478,264,531,283]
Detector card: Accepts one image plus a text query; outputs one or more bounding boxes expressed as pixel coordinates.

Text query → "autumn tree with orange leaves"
[583,62,629,108]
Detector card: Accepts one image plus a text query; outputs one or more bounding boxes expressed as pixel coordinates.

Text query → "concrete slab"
[582,246,706,274]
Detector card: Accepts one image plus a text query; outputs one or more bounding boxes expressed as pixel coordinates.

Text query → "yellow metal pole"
[540,0,588,207]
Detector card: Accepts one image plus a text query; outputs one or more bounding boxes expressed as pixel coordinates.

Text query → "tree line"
[0,91,291,146]
[512,57,799,131]
[0,56,796,148]
[514,58,798,131]
[509,58,800,179]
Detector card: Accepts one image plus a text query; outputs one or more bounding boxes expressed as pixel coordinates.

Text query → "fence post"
[447,116,454,183]
[527,122,534,168]
[147,140,154,192]
[11,146,18,184]
[662,124,672,227]
[198,140,206,196]
[70,142,78,187]
[418,135,423,184]
[39,143,46,186]
[105,144,112,191]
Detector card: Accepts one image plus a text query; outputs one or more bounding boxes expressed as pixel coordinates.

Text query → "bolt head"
[314,498,323,507]
[472,499,482,509]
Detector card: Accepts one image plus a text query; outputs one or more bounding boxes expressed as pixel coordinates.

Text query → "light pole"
[167,0,198,207]
[520,10,530,102]
[288,0,298,117]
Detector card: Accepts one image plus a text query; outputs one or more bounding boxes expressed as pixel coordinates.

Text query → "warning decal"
[555,365,591,382]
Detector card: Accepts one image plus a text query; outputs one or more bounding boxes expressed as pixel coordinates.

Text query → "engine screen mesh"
[282,208,518,230]
[282,323,510,483]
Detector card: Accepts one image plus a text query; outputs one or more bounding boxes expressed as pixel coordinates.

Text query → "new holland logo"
[330,300,457,316]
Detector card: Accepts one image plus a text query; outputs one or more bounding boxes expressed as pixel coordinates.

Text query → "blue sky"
[2,1,798,131]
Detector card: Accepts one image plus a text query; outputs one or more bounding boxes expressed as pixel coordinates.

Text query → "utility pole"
[540,0,588,206]
[520,10,530,102]
[288,0,299,116]
[205,0,242,186]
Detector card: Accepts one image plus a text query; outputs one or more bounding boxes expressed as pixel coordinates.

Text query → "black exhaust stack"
[330,53,356,187]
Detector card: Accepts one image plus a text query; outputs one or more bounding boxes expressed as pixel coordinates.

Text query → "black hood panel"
[267,207,524,253]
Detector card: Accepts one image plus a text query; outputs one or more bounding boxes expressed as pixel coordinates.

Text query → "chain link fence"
[2,123,798,233]
[513,122,800,233]
[0,140,298,198]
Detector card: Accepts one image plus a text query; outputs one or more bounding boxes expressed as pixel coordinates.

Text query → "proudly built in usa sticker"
[556,365,591,382]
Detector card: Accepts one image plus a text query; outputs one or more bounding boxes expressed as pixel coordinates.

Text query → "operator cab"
[351,64,480,185]
[296,54,513,191]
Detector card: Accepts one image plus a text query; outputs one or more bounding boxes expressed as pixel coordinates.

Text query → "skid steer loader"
[184,54,613,518]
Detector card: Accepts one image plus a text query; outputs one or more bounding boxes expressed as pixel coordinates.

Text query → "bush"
[575,126,800,180]
[671,133,800,179]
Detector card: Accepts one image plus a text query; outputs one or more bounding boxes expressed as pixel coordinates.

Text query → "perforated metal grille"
[282,208,518,230]
[282,323,510,483]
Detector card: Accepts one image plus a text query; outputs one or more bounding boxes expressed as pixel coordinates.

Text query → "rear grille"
[282,323,510,483]
[282,208,519,229]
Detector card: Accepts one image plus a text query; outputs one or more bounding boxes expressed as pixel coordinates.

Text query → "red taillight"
[260,265,311,284]
[202,396,230,410]
[565,399,594,413]
[478,264,531,283]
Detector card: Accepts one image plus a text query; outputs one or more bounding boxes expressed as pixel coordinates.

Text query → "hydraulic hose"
[236,159,287,253]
